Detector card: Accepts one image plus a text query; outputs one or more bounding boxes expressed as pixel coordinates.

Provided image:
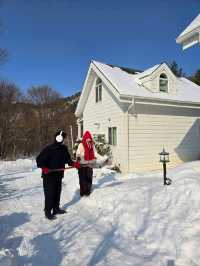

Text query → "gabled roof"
[93,61,200,101]
[133,64,160,80]
[75,60,200,117]
[176,14,200,49]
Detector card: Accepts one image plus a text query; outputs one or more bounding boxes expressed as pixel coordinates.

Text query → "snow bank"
[0,249,17,266]
[0,159,35,173]
[1,159,200,265]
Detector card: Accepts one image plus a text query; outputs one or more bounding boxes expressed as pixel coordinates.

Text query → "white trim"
[95,77,102,103]
[159,73,168,93]
[134,96,200,109]
[176,14,200,49]
[127,98,135,172]
[92,61,120,99]
[119,93,200,109]
[75,63,95,117]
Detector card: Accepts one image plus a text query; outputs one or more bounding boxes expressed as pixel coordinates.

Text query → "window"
[93,134,105,142]
[159,73,168,92]
[80,121,83,137]
[95,78,102,102]
[108,127,117,145]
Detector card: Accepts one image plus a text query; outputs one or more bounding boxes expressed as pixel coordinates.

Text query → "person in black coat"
[36,130,80,220]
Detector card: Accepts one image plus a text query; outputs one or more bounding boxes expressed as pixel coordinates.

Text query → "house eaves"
[121,94,200,109]
[176,14,200,49]
[92,61,120,96]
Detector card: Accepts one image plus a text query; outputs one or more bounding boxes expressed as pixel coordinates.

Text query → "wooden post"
[70,125,74,149]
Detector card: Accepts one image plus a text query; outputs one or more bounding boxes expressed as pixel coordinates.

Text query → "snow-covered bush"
[93,134,111,157]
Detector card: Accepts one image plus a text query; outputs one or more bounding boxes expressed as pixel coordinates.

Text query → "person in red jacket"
[36,130,80,220]
[76,131,97,196]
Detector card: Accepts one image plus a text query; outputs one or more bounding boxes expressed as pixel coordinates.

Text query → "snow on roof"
[134,64,160,80]
[92,60,200,104]
[178,14,200,39]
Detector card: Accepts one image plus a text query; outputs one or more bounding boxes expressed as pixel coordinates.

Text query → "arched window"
[159,73,168,92]
[95,78,102,102]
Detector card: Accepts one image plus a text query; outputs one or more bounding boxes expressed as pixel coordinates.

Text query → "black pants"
[43,172,63,213]
[78,167,93,196]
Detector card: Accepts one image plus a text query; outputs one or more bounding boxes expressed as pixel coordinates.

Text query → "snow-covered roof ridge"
[92,60,141,75]
[177,14,200,39]
[135,64,161,80]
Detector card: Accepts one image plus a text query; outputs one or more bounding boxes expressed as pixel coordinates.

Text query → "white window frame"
[95,78,102,103]
[93,134,105,142]
[159,73,168,93]
[108,127,117,146]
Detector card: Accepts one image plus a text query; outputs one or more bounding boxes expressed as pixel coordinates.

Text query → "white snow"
[0,248,17,266]
[177,14,200,39]
[93,60,200,104]
[1,159,200,265]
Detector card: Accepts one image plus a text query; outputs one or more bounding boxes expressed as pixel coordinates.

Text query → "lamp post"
[159,148,172,185]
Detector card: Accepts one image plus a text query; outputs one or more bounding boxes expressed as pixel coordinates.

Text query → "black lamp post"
[159,148,172,185]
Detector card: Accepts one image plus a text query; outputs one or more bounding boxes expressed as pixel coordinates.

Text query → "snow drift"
[1,159,200,265]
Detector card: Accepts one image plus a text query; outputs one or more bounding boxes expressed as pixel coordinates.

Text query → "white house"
[75,60,200,172]
[176,14,200,50]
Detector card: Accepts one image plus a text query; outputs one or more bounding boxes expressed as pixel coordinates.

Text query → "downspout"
[77,117,83,139]
[127,97,135,172]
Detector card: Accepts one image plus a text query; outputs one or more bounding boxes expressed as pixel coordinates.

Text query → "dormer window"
[159,73,168,93]
[95,78,102,102]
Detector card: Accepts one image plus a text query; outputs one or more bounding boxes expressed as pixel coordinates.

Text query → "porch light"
[94,122,100,129]
[159,148,172,185]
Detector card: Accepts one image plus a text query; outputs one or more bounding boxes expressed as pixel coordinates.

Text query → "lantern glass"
[160,154,164,162]
[159,148,170,163]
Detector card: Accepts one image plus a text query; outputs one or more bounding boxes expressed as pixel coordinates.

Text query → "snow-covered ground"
[1,159,200,266]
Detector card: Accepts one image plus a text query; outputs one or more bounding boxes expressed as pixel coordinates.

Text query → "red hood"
[82,131,95,161]
[82,131,93,143]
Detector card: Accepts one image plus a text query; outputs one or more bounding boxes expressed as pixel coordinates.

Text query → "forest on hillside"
[0,81,80,159]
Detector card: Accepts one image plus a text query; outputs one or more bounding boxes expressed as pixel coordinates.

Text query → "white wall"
[128,104,200,172]
[140,65,177,95]
[83,76,129,171]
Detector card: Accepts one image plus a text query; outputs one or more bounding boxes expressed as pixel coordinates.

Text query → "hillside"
[0,91,81,159]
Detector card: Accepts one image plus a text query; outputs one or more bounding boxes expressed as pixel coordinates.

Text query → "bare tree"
[26,85,62,148]
[0,80,21,158]
[0,81,78,159]
[27,85,61,105]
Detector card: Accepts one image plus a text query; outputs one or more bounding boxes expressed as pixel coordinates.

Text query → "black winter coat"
[36,142,73,178]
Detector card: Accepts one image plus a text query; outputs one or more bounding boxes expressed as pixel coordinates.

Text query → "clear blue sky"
[0,0,200,97]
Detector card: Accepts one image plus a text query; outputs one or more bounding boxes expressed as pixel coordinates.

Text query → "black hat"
[55,130,66,143]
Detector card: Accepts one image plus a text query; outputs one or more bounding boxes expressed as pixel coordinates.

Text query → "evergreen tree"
[191,70,200,86]
[169,61,183,77]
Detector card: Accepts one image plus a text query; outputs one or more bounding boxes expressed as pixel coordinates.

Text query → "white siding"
[141,66,177,95]
[129,104,200,172]
[83,76,128,171]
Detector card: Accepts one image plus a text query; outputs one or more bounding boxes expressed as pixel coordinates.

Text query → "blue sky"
[0,0,200,97]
